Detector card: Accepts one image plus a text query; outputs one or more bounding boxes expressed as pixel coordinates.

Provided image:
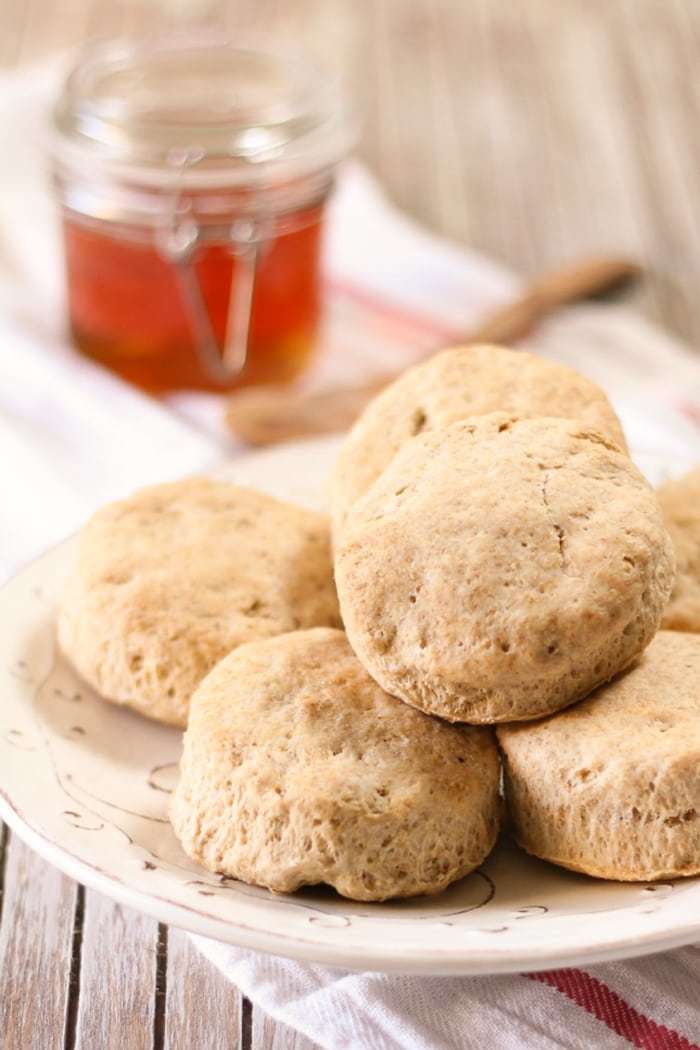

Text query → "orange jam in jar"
[50,40,354,393]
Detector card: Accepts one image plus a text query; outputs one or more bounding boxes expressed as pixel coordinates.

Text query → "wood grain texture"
[252,1011,320,1050]
[73,891,158,1050]
[1,2,700,1048]
[0,823,7,928]
[0,832,77,1050]
[164,928,243,1050]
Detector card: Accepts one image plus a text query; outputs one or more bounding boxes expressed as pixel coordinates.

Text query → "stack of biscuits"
[58,345,700,901]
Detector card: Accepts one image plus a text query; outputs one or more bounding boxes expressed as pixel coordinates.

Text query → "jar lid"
[51,35,356,188]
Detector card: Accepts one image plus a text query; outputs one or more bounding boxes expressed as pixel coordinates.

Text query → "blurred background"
[2,0,700,346]
[4,0,700,566]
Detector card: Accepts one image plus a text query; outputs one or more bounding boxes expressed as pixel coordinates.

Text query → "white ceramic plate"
[1,437,699,976]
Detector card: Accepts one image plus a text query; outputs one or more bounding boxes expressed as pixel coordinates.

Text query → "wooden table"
[1,2,699,1047]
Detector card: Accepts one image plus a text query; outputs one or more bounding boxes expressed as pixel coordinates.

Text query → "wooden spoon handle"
[225,380,387,445]
[226,255,640,447]
[469,256,641,345]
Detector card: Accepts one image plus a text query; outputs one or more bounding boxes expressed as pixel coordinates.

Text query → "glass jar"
[49,37,355,393]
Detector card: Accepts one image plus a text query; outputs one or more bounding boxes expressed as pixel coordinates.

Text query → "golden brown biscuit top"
[497,630,700,769]
[336,414,674,717]
[58,478,341,726]
[329,344,628,532]
[186,627,496,800]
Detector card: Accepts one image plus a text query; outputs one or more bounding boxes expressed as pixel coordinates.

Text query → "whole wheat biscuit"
[335,414,675,724]
[658,466,700,633]
[329,345,628,532]
[497,631,700,881]
[170,628,501,901]
[58,479,341,727]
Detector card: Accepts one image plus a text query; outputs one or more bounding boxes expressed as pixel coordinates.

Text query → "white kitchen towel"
[3,57,700,1050]
[193,935,700,1050]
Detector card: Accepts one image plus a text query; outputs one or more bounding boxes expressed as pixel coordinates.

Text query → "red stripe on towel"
[325,275,460,342]
[679,400,700,431]
[526,968,700,1050]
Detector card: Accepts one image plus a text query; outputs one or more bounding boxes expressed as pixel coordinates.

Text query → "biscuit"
[58,479,341,727]
[497,631,700,881]
[335,414,675,724]
[658,466,700,632]
[329,345,628,532]
[170,628,501,901]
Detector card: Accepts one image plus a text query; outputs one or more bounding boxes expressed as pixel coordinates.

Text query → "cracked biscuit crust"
[328,344,628,534]
[497,631,700,880]
[335,414,675,724]
[58,478,341,727]
[171,628,501,900]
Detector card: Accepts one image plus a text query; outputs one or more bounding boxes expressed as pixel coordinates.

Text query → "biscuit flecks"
[329,344,628,534]
[497,631,700,881]
[335,414,675,725]
[170,628,501,901]
[58,479,341,727]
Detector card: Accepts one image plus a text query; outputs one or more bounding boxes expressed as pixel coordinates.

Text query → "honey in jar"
[50,39,355,393]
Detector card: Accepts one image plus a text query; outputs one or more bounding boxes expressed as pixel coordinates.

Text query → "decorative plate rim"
[2,437,700,976]
[3,779,700,975]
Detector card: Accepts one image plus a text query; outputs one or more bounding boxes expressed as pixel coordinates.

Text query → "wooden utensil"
[225,255,640,446]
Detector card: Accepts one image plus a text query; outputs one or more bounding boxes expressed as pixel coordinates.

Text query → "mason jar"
[49,36,355,393]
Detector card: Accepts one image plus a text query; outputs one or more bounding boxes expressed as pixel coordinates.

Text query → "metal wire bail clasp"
[156,146,268,386]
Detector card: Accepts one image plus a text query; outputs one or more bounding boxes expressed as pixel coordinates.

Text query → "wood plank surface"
[73,892,159,1050]
[1,2,699,1048]
[0,832,77,1050]
[252,1011,320,1050]
[164,928,243,1050]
